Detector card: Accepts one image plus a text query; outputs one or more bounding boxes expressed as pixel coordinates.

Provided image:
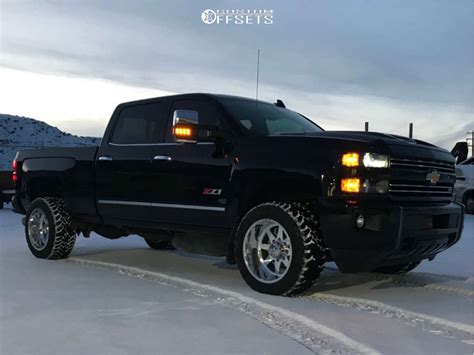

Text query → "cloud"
[0,0,473,149]
[0,68,173,137]
[430,121,474,150]
[2,0,473,102]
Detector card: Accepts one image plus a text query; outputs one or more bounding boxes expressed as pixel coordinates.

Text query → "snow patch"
[68,257,380,355]
[324,267,474,297]
[308,292,474,343]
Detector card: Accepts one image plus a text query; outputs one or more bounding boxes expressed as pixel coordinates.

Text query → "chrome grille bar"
[388,190,452,194]
[389,157,455,200]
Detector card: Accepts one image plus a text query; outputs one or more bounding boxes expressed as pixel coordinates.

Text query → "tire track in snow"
[67,257,379,355]
[305,292,474,345]
[324,267,474,297]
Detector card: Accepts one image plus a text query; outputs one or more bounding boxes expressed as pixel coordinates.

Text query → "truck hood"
[304,130,435,146]
[274,130,454,161]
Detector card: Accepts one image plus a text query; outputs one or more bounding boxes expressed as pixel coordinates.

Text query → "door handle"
[153,155,172,161]
[98,156,113,161]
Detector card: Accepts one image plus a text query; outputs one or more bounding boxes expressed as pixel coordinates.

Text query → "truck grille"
[389,157,455,201]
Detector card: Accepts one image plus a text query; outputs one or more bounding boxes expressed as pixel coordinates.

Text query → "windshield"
[218,97,323,135]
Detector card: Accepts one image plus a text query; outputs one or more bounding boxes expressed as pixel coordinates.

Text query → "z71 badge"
[203,188,222,196]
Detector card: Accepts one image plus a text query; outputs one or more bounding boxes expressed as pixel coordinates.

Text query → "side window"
[110,102,168,144]
[166,99,228,142]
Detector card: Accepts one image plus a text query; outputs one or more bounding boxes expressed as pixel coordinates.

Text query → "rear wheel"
[374,261,421,274]
[25,197,76,259]
[235,202,325,296]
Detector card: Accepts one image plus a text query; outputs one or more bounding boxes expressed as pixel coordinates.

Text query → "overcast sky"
[1,0,473,149]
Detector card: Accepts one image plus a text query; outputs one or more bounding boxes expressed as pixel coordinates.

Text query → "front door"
[149,99,233,228]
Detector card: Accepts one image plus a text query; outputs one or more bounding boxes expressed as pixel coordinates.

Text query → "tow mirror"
[173,110,199,143]
[172,109,219,143]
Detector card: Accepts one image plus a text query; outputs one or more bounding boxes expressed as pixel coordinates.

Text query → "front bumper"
[319,199,464,273]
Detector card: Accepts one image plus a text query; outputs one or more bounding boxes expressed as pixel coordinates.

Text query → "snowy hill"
[0,114,101,171]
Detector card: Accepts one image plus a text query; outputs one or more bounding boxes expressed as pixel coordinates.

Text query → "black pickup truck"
[12,93,464,295]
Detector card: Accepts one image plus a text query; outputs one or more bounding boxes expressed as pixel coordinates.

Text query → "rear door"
[149,99,233,228]
[95,101,169,222]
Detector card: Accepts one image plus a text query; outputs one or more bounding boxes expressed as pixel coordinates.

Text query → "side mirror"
[173,110,199,143]
[172,109,218,143]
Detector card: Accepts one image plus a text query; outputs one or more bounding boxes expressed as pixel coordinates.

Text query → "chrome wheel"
[242,219,293,284]
[28,208,49,251]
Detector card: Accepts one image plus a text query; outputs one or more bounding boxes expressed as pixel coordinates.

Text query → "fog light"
[341,178,360,193]
[356,215,365,228]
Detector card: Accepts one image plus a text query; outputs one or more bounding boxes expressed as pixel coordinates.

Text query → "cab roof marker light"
[363,153,389,168]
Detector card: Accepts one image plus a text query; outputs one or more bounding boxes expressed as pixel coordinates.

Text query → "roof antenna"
[255,49,260,102]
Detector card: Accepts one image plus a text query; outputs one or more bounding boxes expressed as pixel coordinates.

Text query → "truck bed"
[14,146,99,220]
[15,146,98,161]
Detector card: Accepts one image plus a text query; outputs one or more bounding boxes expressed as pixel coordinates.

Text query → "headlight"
[363,153,389,168]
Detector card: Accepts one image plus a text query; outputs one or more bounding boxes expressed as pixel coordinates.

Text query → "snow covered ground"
[1,205,473,354]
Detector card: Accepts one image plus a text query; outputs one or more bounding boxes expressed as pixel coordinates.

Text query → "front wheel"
[25,197,76,259]
[235,202,325,296]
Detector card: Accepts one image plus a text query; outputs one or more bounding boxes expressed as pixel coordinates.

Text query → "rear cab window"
[110,102,169,144]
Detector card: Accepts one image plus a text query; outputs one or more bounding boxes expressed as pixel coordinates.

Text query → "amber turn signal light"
[341,178,360,193]
[174,126,192,137]
[341,152,359,167]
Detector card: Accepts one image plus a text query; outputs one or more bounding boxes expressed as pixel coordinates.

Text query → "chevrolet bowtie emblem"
[426,171,441,184]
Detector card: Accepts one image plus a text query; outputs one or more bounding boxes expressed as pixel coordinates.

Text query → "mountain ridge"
[0,113,101,170]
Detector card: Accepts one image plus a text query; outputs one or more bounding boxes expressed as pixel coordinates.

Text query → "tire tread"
[236,201,326,296]
[33,197,76,259]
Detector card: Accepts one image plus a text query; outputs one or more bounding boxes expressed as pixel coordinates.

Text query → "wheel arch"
[22,157,75,207]
[226,171,323,264]
[27,176,65,202]
[232,172,323,223]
